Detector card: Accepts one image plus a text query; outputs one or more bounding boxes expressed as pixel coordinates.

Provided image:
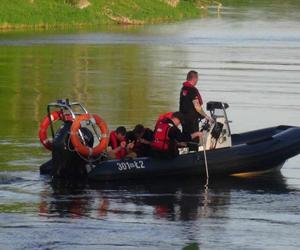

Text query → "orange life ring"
[39,111,69,151]
[70,114,109,157]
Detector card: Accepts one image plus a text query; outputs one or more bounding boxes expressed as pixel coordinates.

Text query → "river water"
[1,1,300,249]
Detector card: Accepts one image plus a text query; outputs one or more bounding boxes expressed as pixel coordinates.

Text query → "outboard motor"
[38,99,109,179]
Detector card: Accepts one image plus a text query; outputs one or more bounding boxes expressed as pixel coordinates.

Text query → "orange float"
[39,111,70,151]
[70,114,109,157]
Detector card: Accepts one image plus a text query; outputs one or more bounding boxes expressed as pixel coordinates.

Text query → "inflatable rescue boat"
[39,99,300,181]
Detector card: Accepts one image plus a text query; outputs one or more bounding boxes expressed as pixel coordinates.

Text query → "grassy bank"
[0,0,217,30]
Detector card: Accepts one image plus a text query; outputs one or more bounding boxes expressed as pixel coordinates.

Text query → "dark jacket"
[179,81,204,134]
[126,128,154,157]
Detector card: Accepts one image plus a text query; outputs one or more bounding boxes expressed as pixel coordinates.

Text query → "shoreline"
[0,0,221,32]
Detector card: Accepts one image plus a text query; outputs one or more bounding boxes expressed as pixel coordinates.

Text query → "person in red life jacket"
[126,124,154,157]
[179,70,213,136]
[151,112,203,157]
[108,126,133,159]
[154,112,173,130]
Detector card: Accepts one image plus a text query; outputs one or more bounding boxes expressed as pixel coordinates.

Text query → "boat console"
[205,101,232,150]
[179,101,232,155]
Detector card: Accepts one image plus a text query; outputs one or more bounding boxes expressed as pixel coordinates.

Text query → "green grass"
[0,0,215,30]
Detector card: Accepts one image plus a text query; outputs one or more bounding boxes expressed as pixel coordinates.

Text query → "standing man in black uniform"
[179,70,212,136]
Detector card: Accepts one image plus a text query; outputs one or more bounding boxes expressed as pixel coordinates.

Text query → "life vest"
[109,131,127,159]
[39,111,73,151]
[70,114,109,157]
[151,121,173,151]
[154,112,173,130]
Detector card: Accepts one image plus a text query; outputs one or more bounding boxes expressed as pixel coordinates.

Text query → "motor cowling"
[51,121,95,178]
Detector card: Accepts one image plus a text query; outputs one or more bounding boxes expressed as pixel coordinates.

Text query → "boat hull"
[87,126,300,181]
[40,125,300,181]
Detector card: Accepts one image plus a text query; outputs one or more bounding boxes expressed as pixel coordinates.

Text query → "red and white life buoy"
[70,114,109,157]
[38,111,72,151]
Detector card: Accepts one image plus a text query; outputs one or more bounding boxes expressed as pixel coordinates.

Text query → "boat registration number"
[117,161,145,171]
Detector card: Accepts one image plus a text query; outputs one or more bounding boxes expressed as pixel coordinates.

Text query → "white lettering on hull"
[117,161,145,171]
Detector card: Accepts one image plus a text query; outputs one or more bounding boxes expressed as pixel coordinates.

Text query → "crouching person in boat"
[151,112,203,158]
[107,126,134,159]
[126,124,154,157]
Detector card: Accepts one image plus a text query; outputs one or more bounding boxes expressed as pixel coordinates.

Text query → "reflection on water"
[2,173,299,249]
[42,174,290,221]
[1,0,300,249]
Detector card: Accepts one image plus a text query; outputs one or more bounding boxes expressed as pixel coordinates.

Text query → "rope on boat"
[201,135,209,187]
